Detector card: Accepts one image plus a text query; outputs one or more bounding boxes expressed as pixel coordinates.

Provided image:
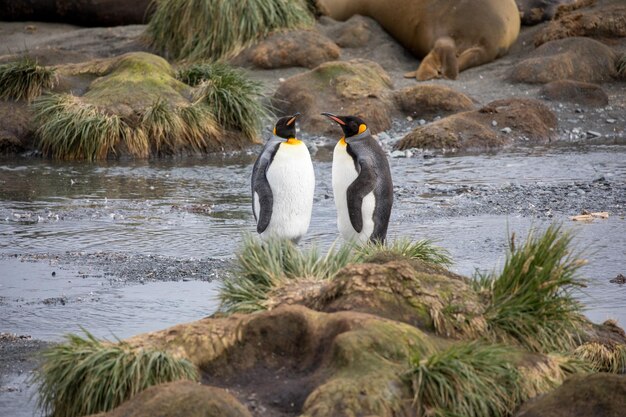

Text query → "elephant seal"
[315,0,521,80]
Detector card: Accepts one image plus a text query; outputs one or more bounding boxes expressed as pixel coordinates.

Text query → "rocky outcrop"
[272,59,394,135]
[510,37,618,84]
[540,80,609,107]
[515,0,577,26]
[396,98,557,151]
[0,0,153,27]
[534,0,626,46]
[514,373,626,417]
[91,381,252,417]
[0,102,33,154]
[233,29,340,69]
[394,84,475,119]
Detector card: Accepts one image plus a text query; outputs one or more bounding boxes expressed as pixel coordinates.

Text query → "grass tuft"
[183,63,271,140]
[574,341,626,373]
[354,238,452,266]
[475,225,587,353]
[146,0,314,61]
[219,236,353,314]
[34,330,198,417]
[0,58,57,102]
[33,94,148,160]
[406,342,520,417]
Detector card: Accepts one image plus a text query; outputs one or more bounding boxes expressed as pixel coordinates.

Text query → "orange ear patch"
[357,124,367,134]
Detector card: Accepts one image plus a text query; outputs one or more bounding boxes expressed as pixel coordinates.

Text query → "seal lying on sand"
[315,0,521,80]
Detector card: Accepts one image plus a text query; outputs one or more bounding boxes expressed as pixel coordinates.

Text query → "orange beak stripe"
[287,116,296,126]
[327,115,345,125]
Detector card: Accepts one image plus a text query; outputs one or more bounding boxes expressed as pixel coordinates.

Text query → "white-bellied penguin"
[251,113,315,243]
[322,113,393,244]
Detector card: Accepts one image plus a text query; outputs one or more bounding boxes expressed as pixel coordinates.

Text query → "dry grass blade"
[146,0,313,61]
[406,342,520,417]
[574,341,626,373]
[0,58,57,102]
[34,330,198,417]
[475,225,587,353]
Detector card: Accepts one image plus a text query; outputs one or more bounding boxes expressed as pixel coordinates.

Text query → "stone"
[540,80,609,107]
[393,84,475,119]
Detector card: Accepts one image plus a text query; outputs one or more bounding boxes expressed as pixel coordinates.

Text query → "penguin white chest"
[261,142,315,242]
[332,142,375,243]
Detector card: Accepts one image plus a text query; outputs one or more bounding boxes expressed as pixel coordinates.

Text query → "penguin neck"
[274,135,302,145]
[344,129,370,144]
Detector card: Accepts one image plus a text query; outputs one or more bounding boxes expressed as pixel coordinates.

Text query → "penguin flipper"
[254,179,273,234]
[252,141,279,234]
[346,160,375,234]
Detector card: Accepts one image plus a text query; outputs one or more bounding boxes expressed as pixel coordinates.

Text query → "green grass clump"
[406,342,520,417]
[146,0,314,61]
[355,238,452,266]
[182,63,271,140]
[0,58,57,102]
[574,341,626,373]
[33,94,148,160]
[476,225,587,353]
[219,236,353,314]
[34,330,198,417]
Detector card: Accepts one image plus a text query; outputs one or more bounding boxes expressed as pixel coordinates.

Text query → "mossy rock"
[91,380,252,417]
[540,80,609,107]
[396,98,557,152]
[514,373,626,417]
[510,37,618,84]
[272,59,394,135]
[394,84,475,119]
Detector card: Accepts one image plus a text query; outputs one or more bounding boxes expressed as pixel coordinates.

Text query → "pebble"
[491,120,498,127]
[419,119,426,126]
[606,119,617,124]
[501,127,512,134]
[587,131,602,138]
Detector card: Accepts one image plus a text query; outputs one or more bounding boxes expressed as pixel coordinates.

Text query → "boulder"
[272,59,394,135]
[515,0,577,26]
[0,0,153,27]
[233,29,340,69]
[535,0,626,46]
[322,15,377,48]
[91,381,252,417]
[540,80,609,107]
[394,84,475,119]
[0,101,33,154]
[396,98,557,151]
[514,373,626,417]
[510,37,618,84]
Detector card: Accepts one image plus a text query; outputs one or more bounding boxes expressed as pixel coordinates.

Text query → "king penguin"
[251,113,315,243]
[322,113,393,244]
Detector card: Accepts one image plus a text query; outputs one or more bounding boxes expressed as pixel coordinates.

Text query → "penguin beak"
[286,112,301,126]
[321,112,346,126]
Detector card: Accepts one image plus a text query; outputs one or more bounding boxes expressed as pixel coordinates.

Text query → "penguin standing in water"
[322,113,393,244]
[251,113,315,243]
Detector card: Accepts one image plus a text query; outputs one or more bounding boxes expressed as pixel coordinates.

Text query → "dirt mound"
[271,59,394,135]
[92,380,252,417]
[535,0,626,46]
[396,98,557,151]
[510,37,618,84]
[394,84,475,119]
[514,373,626,417]
[233,29,340,69]
[540,80,609,107]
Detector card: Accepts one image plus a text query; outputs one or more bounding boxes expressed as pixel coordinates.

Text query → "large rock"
[515,373,626,417]
[515,0,577,26]
[510,37,618,84]
[233,29,340,69]
[540,80,609,107]
[396,98,557,151]
[394,84,475,119]
[272,59,394,135]
[0,0,153,27]
[92,381,252,417]
[0,102,33,154]
[534,0,626,46]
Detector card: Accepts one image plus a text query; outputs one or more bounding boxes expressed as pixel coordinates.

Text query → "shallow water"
[1,144,625,341]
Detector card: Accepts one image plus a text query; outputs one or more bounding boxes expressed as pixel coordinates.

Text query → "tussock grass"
[34,330,198,417]
[517,353,589,400]
[0,58,57,102]
[476,225,587,352]
[146,0,314,61]
[185,63,271,140]
[407,342,520,417]
[574,341,626,373]
[33,94,148,160]
[355,238,452,266]
[219,236,353,314]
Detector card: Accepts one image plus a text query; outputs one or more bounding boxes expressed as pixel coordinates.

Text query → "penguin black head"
[321,113,368,138]
[273,113,300,140]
